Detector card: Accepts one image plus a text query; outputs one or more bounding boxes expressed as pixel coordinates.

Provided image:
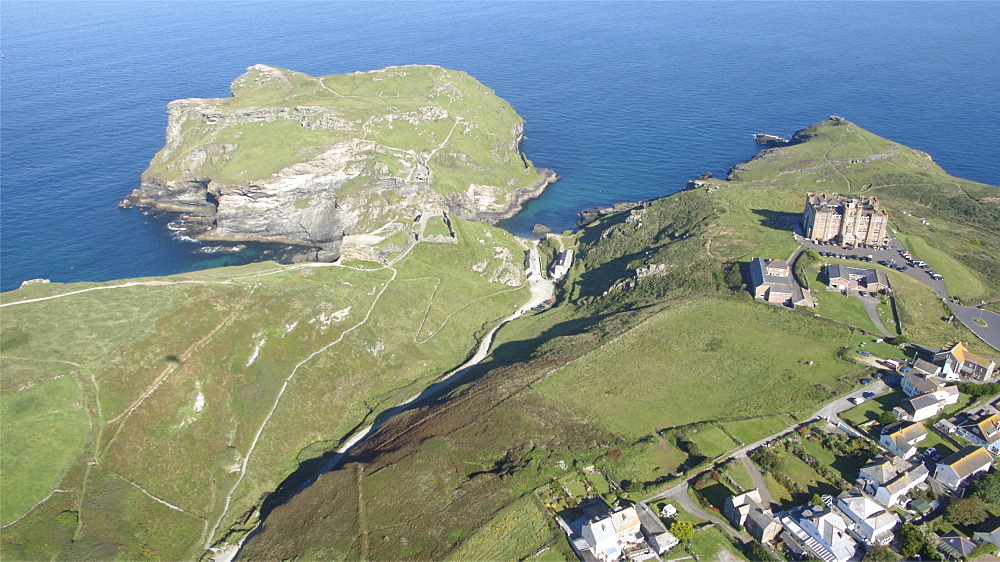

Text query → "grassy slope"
[242,119,998,560]
[147,64,545,197]
[0,218,528,559]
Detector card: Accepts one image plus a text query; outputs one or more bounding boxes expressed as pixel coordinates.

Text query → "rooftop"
[939,445,994,479]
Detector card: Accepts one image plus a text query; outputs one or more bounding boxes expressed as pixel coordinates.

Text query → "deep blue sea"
[2,1,998,292]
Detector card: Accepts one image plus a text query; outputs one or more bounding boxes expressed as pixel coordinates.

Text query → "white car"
[849,397,866,405]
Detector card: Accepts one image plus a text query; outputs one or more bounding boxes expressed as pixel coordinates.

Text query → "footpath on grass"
[215,249,555,561]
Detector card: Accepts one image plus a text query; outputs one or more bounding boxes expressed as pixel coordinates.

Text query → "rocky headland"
[121,64,557,262]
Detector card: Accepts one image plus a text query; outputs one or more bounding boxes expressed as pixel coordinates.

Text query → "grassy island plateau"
[1,66,999,561]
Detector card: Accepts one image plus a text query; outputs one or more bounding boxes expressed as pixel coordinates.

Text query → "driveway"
[856,292,895,337]
[796,235,999,352]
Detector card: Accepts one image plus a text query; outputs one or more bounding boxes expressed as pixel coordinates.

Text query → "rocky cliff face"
[121,64,556,261]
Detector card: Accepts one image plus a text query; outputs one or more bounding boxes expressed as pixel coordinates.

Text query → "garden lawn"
[689,425,738,459]
[839,389,906,427]
[722,416,796,446]
[689,525,748,560]
[724,461,755,492]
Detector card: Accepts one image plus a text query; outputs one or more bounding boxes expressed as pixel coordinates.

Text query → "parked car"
[857,350,872,356]
[861,377,873,384]
[899,366,911,373]
[933,454,943,462]
[926,447,937,454]
[863,392,876,399]
[850,397,866,405]
[859,291,867,297]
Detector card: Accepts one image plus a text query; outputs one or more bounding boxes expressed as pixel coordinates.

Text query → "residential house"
[895,373,959,422]
[901,373,953,398]
[857,456,929,507]
[913,358,944,379]
[723,489,763,528]
[780,505,857,562]
[938,530,978,559]
[745,506,782,544]
[956,410,1000,455]
[635,503,678,555]
[879,421,928,460]
[578,506,644,561]
[749,258,794,305]
[875,464,929,508]
[803,193,889,247]
[935,342,997,381]
[836,491,899,545]
[825,264,890,293]
[973,518,1000,549]
[934,446,994,491]
[551,249,574,279]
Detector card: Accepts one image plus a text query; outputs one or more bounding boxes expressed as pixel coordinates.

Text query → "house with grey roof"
[749,257,794,305]
[955,410,1000,455]
[836,491,899,545]
[938,530,978,558]
[825,264,889,293]
[857,456,929,508]
[779,505,857,562]
[973,518,1000,549]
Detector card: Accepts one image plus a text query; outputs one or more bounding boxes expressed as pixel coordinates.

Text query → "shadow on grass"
[255,306,627,522]
[751,209,799,232]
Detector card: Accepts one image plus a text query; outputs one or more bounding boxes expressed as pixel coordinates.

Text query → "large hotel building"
[803,193,889,247]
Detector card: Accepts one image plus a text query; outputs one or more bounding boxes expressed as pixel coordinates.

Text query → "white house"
[935,342,996,381]
[956,411,1000,455]
[858,456,929,508]
[580,506,644,561]
[934,446,994,491]
[880,421,928,460]
[894,388,958,422]
[787,506,857,562]
[636,503,679,555]
[900,373,954,398]
[837,491,899,545]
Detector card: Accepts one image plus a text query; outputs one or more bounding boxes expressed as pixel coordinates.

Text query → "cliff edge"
[121,64,557,261]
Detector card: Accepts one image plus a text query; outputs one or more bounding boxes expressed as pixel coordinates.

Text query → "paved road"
[796,235,999,352]
[738,456,777,510]
[857,292,895,337]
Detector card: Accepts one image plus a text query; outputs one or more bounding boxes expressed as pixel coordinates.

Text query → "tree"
[945,496,989,526]
[810,493,825,508]
[749,448,781,473]
[971,469,1000,505]
[670,520,695,542]
[877,411,897,425]
[899,524,925,558]
[746,540,773,561]
[862,544,897,561]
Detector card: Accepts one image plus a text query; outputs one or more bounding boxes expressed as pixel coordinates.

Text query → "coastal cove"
[2,1,1000,291]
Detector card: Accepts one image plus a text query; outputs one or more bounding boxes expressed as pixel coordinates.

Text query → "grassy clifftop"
[244,119,998,559]
[0,218,529,559]
[146,64,544,194]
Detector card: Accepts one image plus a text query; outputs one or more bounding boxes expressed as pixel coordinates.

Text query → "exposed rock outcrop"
[121,64,556,262]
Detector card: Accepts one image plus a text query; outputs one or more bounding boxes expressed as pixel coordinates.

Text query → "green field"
[689,425,739,459]
[533,298,863,438]
[0,218,531,558]
[722,416,797,446]
[0,374,89,526]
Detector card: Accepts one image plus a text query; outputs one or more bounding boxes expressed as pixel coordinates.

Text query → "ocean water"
[2,1,998,292]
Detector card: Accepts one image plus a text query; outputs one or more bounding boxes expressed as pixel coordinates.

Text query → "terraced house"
[803,193,889,247]
[934,341,997,381]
